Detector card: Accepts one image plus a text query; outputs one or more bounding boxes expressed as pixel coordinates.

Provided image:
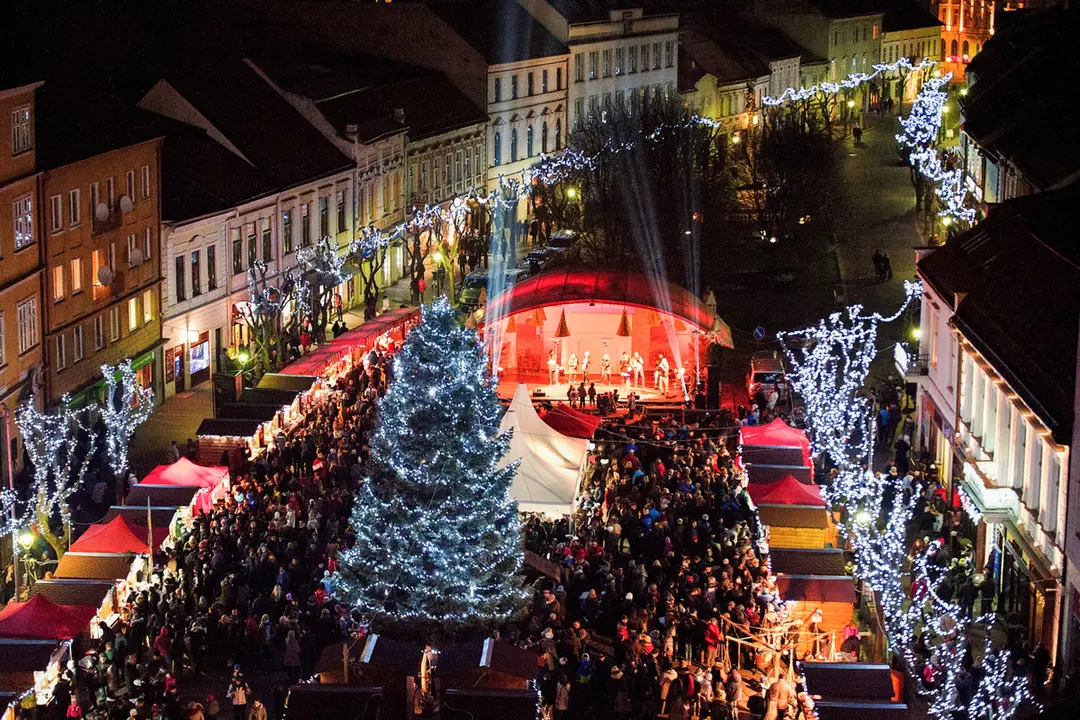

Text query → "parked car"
[546,230,576,252]
[457,269,526,310]
[523,248,557,274]
[746,351,790,403]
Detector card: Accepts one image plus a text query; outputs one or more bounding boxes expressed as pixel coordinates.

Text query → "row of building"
[906,4,1080,681]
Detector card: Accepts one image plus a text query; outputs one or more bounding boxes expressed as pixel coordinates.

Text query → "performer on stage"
[581,350,591,382]
[568,352,578,383]
[548,349,560,385]
[600,352,612,384]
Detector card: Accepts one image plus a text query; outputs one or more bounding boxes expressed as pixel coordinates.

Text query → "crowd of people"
[520,409,812,720]
[25,343,400,720]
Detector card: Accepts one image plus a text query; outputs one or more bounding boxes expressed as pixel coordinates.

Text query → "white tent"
[500,384,588,517]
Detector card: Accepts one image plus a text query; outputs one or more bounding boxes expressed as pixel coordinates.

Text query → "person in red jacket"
[705,616,722,668]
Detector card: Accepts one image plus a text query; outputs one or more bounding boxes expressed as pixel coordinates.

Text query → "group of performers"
[546,348,679,394]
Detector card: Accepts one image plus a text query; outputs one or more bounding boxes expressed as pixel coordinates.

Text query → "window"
[70,258,83,295]
[92,249,106,289]
[494,77,502,102]
[143,228,151,263]
[126,170,135,202]
[602,49,612,77]
[301,203,311,245]
[232,228,243,274]
[526,125,534,157]
[175,255,186,302]
[962,40,970,56]
[73,325,84,362]
[0,312,5,367]
[629,45,638,73]
[641,44,650,72]
[336,191,345,234]
[511,75,518,99]
[17,298,37,354]
[318,197,329,238]
[13,195,33,250]
[11,106,31,154]
[872,24,879,40]
[262,218,272,262]
[191,250,201,297]
[555,118,562,150]
[556,67,562,90]
[90,182,99,217]
[575,54,584,82]
[493,131,501,166]
[141,165,151,199]
[615,47,624,75]
[94,316,104,350]
[51,195,63,232]
[589,95,599,117]
[106,177,115,209]
[109,242,116,270]
[246,223,256,269]
[283,210,293,254]
[542,69,548,93]
[665,40,674,67]
[142,290,152,325]
[127,234,137,266]
[52,265,64,303]
[653,43,661,69]
[69,189,81,226]
[128,298,138,334]
[589,51,598,80]
[574,98,584,125]
[541,121,548,153]
[56,334,66,371]
[527,72,534,96]
[950,39,958,57]
[510,128,518,163]
[207,246,217,290]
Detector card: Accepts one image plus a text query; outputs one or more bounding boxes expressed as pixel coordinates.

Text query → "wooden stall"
[195,418,264,466]
[437,638,538,691]
[54,553,145,582]
[746,463,814,485]
[758,504,837,549]
[278,685,382,720]
[774,575,855,657]
[802,662,906,720]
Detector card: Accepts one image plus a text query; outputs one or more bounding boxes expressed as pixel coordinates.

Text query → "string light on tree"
[99,359,155,483]
[333,298,526,624]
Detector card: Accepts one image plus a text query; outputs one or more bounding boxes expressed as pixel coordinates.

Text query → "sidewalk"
[130,384,213,476]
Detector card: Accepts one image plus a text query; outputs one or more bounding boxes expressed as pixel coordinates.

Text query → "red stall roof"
[485,269,731,346]
[70,516,169,555]
[739,418,811,465]
[141,457,229,489]
[0,595,97,640]
[748,474,826,507]
[280,306,419,376]
[540,403,602,439]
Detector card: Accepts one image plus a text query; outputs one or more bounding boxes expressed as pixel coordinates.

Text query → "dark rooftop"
[881,0,943,33]
[962,8,1080,191]
[679,13,820,87]
[770,548,848,576]
[544,0,678,23]
[920,181,1080,444]
[800,0,885,19]
[431,0,568,65]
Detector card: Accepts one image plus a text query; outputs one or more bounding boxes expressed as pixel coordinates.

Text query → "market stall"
[0,640,70,719]
[747,475,826,507]
[69,516,170,555]
[0,595,96,640]
[499,384,587,517]
[100,506,183,534]
[195,418,265,465]
[140,457,230,493]
[279,306,419,378]
[54,552,148,583]
[739,418,812,467]
[757,503,837,550]
[124,484,201,511]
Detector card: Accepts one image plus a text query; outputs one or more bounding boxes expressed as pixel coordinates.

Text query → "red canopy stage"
[70,516,170,555]
[0,594,97,640]
[483,270,732,396]
[747,474,826,507]
[739,418,812,466]
[141,457,228,489]
[540,403,602,438]
[280,306,419,377]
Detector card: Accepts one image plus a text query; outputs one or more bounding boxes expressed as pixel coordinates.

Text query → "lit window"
[52,265,64,303]
[71,257,83,294]
[142,290,153,325]
[128,297,138,334]
[13,195,33,250]
[11,106,31,154]
[17,298,38,354]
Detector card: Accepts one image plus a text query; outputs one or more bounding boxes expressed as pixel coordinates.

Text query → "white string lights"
[780,285,1034,719]
[763,57,936,106]
[100,359,155,482]
[333,298,526,623]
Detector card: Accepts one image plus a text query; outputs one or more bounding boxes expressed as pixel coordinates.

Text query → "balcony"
[894,343,929,381]
[92,206,122,236]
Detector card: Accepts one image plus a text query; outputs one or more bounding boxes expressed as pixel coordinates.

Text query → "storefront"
[65,346,161,409]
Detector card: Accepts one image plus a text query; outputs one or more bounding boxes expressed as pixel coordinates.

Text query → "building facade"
[517,1,679,129]
[912,183,1080,672]
[880,3,943,105]
[40,138,164,408]
[0,79,45,480]
[931,0,995,79]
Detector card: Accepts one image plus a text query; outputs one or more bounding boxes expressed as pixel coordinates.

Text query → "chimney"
[345,123,359,143]
[392,107,406,124]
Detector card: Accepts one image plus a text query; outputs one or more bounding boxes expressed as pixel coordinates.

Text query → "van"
[746,351,789,402]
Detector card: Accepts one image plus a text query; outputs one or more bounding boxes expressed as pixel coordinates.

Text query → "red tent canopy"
[0,594,97,639]
[141,457,228,489]
[70,516,169,554]
[280,306,418,376]
[748,474,826,507]
[540,403,602,439]
[739,418,812,466]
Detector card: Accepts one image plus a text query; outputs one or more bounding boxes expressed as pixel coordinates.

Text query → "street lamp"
[911,327,921,340]
[565,187,578,199]
[17,530,33,552]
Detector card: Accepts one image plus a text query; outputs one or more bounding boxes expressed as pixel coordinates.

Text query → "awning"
[70,516,169,554]
[0,595,97,640]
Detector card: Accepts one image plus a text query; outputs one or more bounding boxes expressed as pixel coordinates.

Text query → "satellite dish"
[97,265,114,286]
[119,195,133,213]
[95,202,110,221]
[129,247,144,265]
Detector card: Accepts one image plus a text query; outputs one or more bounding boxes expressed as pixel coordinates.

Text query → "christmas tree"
[335,298,525,624]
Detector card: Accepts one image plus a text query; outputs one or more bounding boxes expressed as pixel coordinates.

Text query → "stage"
[496,373,692,406]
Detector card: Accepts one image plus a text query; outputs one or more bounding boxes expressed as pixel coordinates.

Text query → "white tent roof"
[500,384,588,517]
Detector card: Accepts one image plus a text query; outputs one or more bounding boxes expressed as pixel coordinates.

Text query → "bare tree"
[297,236,352,341]
[100,359,155,485]
[238,260,298,376]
